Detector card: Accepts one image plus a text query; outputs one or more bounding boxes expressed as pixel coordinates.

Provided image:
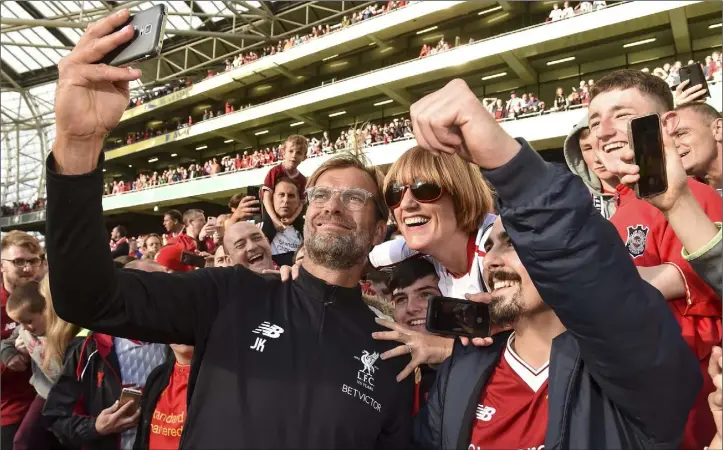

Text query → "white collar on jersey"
[503,332,550,393]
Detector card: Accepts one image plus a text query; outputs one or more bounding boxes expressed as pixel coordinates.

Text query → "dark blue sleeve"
[481,141,701,443]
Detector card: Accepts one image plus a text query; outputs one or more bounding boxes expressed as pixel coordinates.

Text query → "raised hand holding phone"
[54,9,143,175]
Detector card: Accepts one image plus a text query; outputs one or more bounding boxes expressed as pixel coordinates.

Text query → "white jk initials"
[250,337,266,352]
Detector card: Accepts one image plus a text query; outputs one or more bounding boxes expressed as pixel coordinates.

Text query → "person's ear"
[372,221,387,247]
[712,118,722,144]
[661,111,679,136]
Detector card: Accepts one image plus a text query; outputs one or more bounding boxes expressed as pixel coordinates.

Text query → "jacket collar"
[444,331,510,449]
[295,265,366,312]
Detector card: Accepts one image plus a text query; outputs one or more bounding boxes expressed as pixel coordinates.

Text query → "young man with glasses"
[0,231,43,450]
[45,13,413,446]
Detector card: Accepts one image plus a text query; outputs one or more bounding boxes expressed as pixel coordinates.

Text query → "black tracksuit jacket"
[44,154,414,449]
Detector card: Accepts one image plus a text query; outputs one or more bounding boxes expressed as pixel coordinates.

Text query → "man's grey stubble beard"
[304,224,372,270]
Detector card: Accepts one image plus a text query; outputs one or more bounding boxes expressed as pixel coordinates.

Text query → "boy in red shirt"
[588,69,722,450]
[137,343,192,450]
[261,135,308,232]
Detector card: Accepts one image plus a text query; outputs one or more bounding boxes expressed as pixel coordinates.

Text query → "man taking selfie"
[44,9,412,448]
[408,78,700,449]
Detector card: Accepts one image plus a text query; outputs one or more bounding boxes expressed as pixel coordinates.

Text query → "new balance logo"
[253,322,284,338]
[250,322,284,352]
[476,404,496,422]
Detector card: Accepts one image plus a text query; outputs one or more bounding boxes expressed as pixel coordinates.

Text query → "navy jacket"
[413,141,701,449]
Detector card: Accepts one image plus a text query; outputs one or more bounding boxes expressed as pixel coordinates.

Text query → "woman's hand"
[372,318,455,382]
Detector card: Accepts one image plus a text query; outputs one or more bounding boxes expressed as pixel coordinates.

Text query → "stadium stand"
[1,0,721,234]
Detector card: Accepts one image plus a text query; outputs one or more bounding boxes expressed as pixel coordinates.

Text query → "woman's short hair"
[384,146,494,233]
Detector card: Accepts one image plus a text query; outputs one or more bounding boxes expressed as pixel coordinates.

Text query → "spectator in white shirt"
[549,4,563,21]
[593,1,607,11]
[577,1,593,14]
[506,91,524,112]
[562,1,575,19]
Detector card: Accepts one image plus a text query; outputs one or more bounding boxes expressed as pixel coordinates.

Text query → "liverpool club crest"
[625,225,649,258]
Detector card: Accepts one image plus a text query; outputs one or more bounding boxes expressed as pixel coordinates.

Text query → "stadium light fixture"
[369,42,376,46]
[478,6,502,15]
[128,165,133,168]
[710,23,722,29]
[255,130,269,135]
[328,111,346,117]
[330,61,349,68]
[196,145,208,150]
[102,169,106,172]
[290,121,305,127]
[148,157,159,163]
[623,38,656,48]
[224,139,234,143]
[482,72,507,81]
[374,99,394,106]
[416,26,438,35]
[323,54,339,61]
[171,153,178,157]
[486,13,510,24]
[547,56,575,66]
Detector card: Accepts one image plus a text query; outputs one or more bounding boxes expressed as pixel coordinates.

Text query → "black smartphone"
[247,186,263,224]
[678,62,710,98]
[628,113,667,199]
[180,251,206,268]
[425,296,491,338]
[99,4,168,67]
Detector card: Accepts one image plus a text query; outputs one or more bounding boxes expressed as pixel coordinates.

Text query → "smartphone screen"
[629,113,667,199]
[246,186,263,223]
[679,63,710,98]
[425,296,491,338]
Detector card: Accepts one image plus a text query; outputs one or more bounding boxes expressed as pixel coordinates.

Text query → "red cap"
[167,233,197,252]
[155,245,194,273]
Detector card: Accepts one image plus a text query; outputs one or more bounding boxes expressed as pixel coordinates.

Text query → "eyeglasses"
[305,186,377,212]
[384,180,443,209]
[1,258,42,268]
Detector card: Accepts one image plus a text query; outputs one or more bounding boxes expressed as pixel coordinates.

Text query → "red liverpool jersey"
[469,333,549,450]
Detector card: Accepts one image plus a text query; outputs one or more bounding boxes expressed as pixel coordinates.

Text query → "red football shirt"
[469,333,549,450]
[148,363,190,450]
[262,164,307,198]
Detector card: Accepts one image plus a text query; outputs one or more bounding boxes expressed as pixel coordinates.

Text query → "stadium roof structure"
[0,0,375,209]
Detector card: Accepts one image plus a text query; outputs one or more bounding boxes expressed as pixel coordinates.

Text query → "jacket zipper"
[318,287,334,343]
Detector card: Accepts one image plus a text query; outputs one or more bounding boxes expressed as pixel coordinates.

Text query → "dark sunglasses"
[384,180,443,209]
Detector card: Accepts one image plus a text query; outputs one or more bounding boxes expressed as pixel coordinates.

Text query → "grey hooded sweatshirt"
[563,115,617,219]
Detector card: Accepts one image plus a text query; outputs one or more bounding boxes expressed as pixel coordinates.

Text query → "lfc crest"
[625,225,649,258]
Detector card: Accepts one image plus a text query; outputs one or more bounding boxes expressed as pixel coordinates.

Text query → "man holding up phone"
[587,69,722,449]
[44,9,413,449]
[409,78,701,449]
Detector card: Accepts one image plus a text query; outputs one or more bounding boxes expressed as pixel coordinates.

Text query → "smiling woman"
[369,146,496,299]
